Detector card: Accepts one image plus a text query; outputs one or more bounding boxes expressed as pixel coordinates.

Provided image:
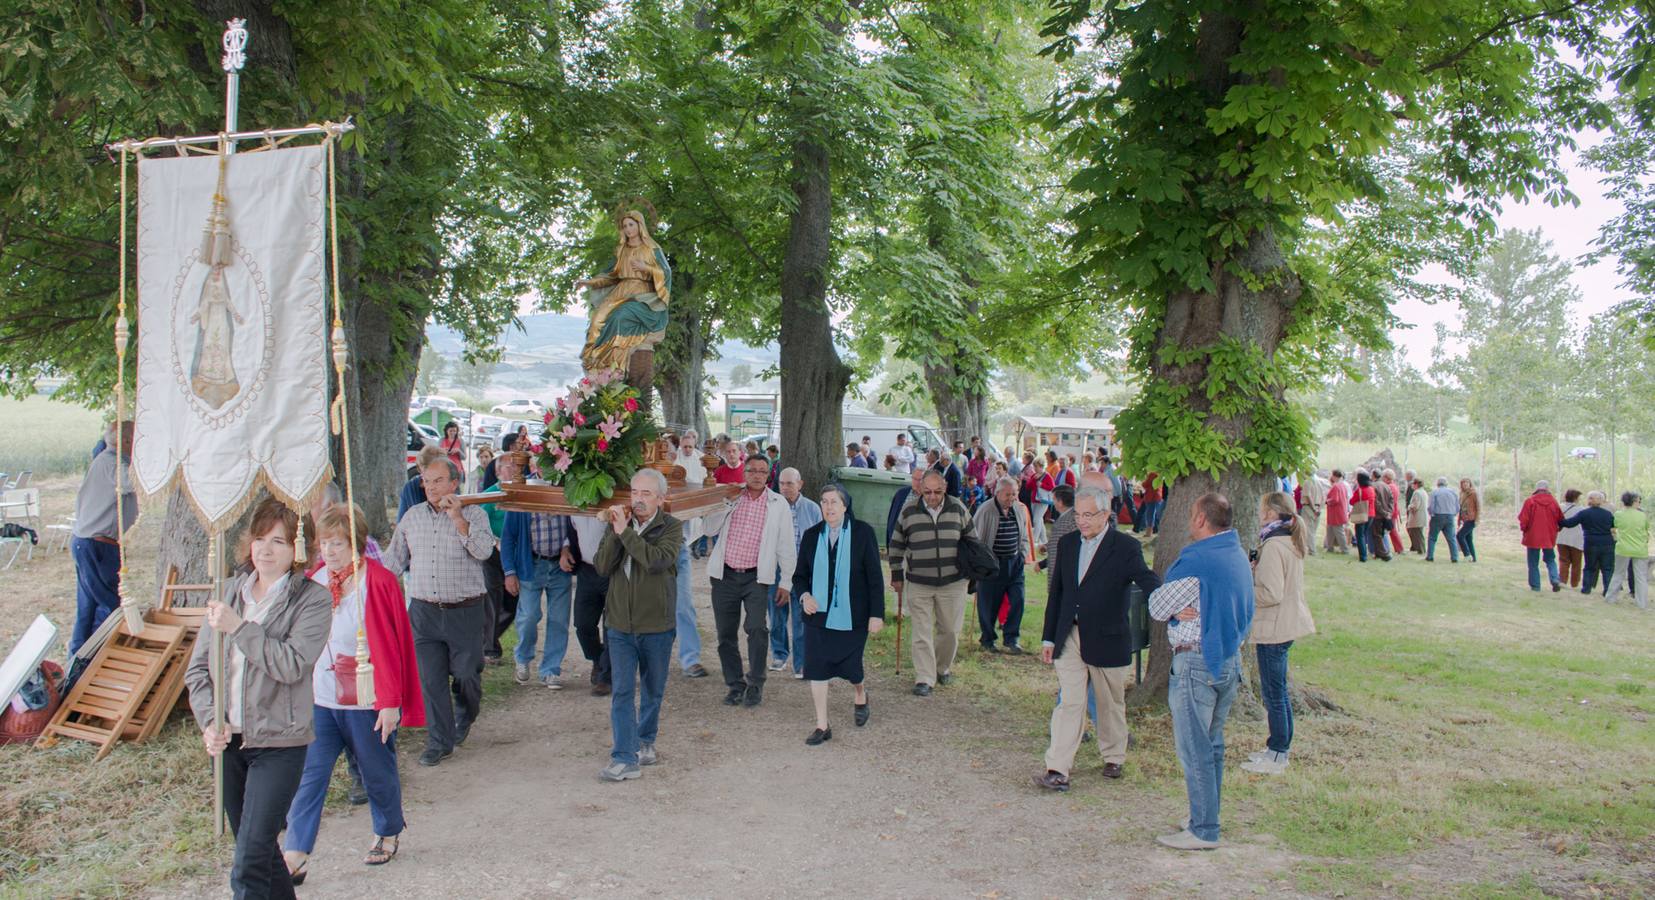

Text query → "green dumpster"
[830,466,910,549]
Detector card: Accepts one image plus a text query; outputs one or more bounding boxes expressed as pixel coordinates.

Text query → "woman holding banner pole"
[185,499,331,899]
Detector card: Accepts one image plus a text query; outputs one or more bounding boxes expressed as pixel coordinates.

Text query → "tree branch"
[1420,0,1595,74]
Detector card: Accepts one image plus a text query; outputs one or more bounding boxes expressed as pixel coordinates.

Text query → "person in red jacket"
[1517,481,1565,592]
[284,504,424,882]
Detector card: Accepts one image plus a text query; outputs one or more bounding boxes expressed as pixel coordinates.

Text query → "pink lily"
[597,415,623,442]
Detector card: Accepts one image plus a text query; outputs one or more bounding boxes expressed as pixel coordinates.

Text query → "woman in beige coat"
[1243,491,1316,775]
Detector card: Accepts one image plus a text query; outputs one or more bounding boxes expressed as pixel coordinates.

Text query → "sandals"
[364,835,399,866]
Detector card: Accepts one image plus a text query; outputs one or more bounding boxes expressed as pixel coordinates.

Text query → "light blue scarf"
[813,520,853,631]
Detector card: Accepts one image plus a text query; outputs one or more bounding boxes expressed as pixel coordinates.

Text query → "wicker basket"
[1,660,64,744]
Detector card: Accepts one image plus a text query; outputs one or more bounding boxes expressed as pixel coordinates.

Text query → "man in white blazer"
[706,454,798,707]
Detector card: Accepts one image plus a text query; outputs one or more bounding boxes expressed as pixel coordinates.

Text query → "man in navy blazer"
[1034,484,1161,791]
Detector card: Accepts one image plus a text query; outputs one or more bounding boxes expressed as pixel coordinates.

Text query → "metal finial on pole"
[221,18,248,155]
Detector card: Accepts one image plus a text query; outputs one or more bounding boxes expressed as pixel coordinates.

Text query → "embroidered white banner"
[133,144,330,531]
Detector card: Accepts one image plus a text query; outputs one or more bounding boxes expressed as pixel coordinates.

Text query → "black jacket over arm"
[792,519,886,632]
[1042,527,1162,668]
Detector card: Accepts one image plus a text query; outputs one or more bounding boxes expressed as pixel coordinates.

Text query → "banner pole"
[210,531,226,838]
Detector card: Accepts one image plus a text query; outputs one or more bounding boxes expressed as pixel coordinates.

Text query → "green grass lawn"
[864,532,1654,896]
[0,395,105,477]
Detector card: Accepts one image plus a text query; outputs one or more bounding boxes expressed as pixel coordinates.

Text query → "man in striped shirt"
[889,471,973,696]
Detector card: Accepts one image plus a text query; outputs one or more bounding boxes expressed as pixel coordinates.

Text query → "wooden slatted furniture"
[36,621,184,759]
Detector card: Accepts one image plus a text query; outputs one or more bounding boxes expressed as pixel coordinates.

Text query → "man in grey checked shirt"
[384,457,498,767]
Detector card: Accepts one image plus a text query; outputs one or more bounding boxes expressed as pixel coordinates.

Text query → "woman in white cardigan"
[1243,491,1316,775]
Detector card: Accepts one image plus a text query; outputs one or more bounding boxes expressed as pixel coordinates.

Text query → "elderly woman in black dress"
[792,484,885,745]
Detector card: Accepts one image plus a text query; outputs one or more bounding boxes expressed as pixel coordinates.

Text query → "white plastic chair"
[0,488,40,530]
[0,533,30,569]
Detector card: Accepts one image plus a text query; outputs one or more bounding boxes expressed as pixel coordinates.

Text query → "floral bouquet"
[535,369,658,508]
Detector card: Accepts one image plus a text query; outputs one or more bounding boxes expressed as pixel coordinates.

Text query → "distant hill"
[424,313,779,399]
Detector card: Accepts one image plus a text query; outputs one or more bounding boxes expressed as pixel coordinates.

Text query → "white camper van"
[841,414,948,463]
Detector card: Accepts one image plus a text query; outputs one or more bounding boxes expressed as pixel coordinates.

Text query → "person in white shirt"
[888,433,917,474]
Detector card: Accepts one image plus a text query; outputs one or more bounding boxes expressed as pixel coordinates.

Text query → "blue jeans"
[766,568,805,673]
[675,543,701,667]
[69,537,121,655]
[285,706,404,853]
[1426,514,1458,561]
[1136,500,1162,533]
[515,557,572,677]
[1457,521,1477,560]
[1353,518,1370,561]
[606,628,674,765]
[976,556,1026,648]
[1254,641,1293,754]
[1526,547,1559,590]
[1169,650,1240,843]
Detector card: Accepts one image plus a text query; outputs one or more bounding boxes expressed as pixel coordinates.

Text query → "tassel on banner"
[294,515,307,564]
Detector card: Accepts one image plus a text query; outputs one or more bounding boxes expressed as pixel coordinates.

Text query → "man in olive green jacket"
[593,468,684,781]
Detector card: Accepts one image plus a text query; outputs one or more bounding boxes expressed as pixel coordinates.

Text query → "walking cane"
[893,584,903,675]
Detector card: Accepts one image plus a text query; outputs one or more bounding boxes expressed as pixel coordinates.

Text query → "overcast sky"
[1390,140,1632,372]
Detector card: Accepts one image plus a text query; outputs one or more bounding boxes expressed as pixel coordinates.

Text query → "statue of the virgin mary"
[575,210,671,375]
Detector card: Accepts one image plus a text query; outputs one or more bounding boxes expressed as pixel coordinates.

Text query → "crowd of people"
[1300,466,1649,606]
[59,422,1647,896]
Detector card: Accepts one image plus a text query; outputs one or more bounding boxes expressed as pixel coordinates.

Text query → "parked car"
[1570,446,1599,460]
[492,398,546,417]
[405,421,438,477]
[424,396,460,412]
[470,414,508,449]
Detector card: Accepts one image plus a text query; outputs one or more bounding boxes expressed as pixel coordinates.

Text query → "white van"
[841,414,948,463]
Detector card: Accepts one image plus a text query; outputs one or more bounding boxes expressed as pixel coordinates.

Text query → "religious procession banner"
[132,144,330,530]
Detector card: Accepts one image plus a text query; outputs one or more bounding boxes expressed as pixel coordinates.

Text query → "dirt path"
[169,559,1296,899]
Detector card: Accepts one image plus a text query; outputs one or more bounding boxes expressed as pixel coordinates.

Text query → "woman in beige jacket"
[1243,491,1316,775]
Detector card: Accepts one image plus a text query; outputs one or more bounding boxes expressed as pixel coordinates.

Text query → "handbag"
[331,654,360,706]
[1349,499,1370,525]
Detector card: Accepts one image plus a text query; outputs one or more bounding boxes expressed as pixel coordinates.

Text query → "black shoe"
[1004,644,1026,656]
[937,673,953,686]
[417,747,451,767]
[455,718,472,746]
[805,727,832,746]
[592,681,612,696]
[912,683,932,697]
[854,700,870,727]
[1552,582,1562,593]
[981,643,1001,653]
[723,687,744,706]
[1033,769,1070,792]
[743,684,763,707]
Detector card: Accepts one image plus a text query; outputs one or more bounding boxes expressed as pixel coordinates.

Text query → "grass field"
[0,396,105,478]
[861,528,1653,897]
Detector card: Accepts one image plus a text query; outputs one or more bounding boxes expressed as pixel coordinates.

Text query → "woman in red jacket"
[283,504,424,883]
[1350,471,1378,563]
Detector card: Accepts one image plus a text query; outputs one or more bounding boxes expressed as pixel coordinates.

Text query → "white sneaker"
[542,675,563,691]
[638,743,658,766]
[1241,752,1289,775]
[1245,750,1269,763]
[514,662,530,685]
[792,670,805,680]
[768,659,787,672]
[598,761,640,782]
[1156,829,1219,851]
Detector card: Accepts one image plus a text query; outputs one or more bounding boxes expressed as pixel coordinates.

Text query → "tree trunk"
[1126,234,1298,706]
[656,277,711,439]
[778,138,852,493]
[923,351,989,451]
